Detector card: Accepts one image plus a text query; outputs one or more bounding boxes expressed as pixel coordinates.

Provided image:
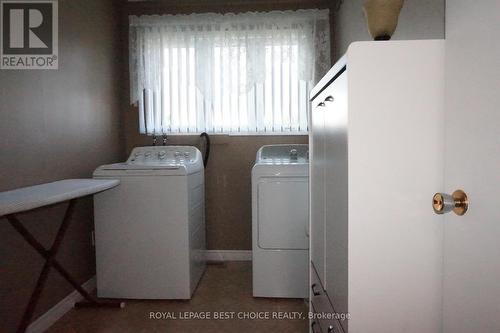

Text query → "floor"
[47,262,308,333]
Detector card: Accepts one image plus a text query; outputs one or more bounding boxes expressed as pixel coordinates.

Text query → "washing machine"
[252,144,309,298]
[93,146,206,299]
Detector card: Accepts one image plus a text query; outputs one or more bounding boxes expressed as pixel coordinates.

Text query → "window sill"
[142,132,309,137]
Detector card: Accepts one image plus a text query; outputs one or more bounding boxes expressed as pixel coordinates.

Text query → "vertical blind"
[129,10,330,135]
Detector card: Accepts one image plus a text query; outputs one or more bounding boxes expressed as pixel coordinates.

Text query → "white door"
[257,178,309,250]
[443,0,500,332]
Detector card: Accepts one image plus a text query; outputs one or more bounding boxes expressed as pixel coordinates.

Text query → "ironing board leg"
[6,199,123,333]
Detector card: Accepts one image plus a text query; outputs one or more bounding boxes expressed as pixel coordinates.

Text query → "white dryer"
[93,146,206,299]
[252,144,309,298]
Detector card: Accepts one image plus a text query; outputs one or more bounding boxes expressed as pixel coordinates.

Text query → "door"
[443,1,500,332]
[257,177,309,250]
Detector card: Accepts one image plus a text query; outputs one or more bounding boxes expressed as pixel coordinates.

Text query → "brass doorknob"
[432,190,469,216]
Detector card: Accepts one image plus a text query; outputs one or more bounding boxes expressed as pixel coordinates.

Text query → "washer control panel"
[256,144,309,164]
[126,146,201,166]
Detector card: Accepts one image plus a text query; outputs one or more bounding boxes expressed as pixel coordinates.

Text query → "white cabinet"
[310,80,326,285]
[323,71,349,322]
[309,40,445,333]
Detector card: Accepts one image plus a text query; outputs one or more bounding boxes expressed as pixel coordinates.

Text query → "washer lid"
[256,144,309,165]
[94,146,203,176]
[97,163,180,171]
[93,163,192,177]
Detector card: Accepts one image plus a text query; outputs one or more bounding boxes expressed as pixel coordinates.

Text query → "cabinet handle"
[317,102,325,107]
[325,96,334,102]
[311,321,320,333]
[311,283,321,296]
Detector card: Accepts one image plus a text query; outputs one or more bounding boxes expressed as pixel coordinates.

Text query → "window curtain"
[129,9,330,135]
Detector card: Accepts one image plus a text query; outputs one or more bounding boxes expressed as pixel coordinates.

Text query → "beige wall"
[332,0,445,61]
[0,0,124,331]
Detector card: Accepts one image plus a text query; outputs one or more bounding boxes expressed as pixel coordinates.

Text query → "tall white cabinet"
[309,41,445,333]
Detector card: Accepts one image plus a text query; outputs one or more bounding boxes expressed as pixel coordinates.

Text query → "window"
[129,10,330,135]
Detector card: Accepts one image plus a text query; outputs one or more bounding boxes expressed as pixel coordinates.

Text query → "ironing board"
[0,179,124,333]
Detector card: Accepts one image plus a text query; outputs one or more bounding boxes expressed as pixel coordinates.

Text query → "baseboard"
[25,252,249,332]
[205,250,252,261]
[26,276,96,333]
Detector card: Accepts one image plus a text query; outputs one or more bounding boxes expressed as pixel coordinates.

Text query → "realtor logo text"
[1,0,58,69]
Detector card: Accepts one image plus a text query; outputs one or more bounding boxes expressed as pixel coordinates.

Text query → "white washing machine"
[252,144,309,298]
[93,146,206,299]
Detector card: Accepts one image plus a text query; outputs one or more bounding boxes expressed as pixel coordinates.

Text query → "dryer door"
[257,177,309,250]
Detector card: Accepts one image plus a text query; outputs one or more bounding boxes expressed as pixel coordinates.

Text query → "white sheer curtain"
[129,9,330,135]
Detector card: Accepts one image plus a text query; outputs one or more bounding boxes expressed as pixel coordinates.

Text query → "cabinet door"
[347,41,444,333]
[323,71,348,331]
[310,92,326,284]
